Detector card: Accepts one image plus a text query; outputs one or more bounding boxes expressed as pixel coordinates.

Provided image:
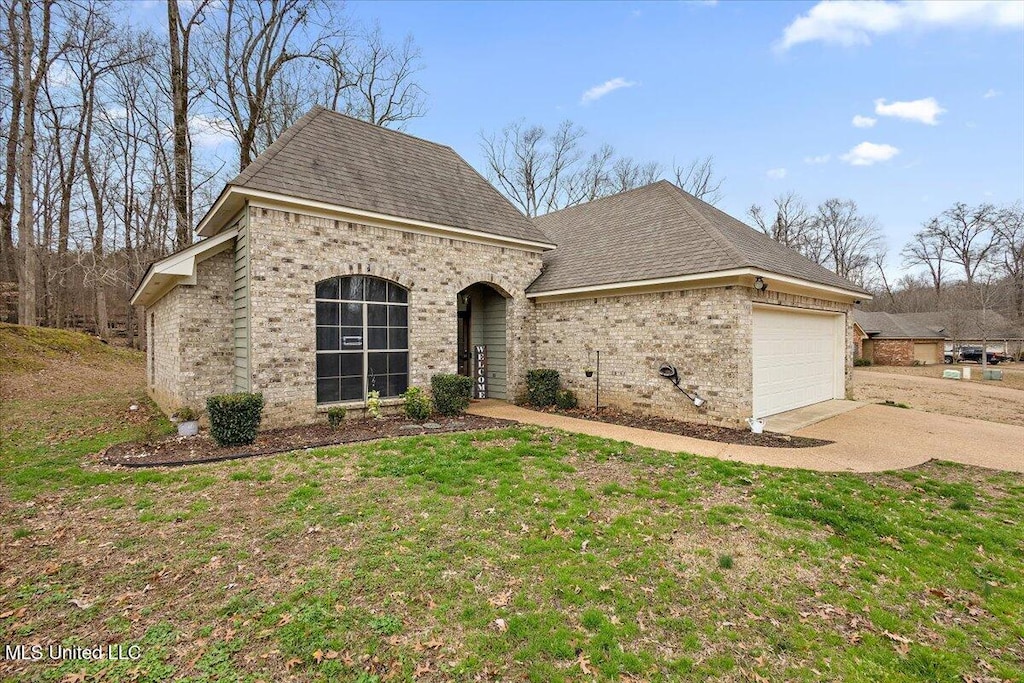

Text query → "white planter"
[177,420,199,437]
[746,418,765,434]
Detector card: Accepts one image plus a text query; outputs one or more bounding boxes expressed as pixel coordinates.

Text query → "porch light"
[753,276,768,292]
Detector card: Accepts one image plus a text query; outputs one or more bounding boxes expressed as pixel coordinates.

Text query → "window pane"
[366,278,388,301]
[366,373,385,395]
[388,282,408,304]
[341,376,363,401]
[317,378,340,403]
[388,352,408,374]
[341,303,362,326]
[368,352,388,377]
[389,328,408,350]
[316,326,339,351]
[316,301,339,325]
[315,277,339,300]
[340,352,363,377]
[367,304,388,326]
[388,305,407,327]
[387,374,408,398]
[316,353,340,378]
[340,327,363,348]
[341,276,364,301]
[368,328,387,349]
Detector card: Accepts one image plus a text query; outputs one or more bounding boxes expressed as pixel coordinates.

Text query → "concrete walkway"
[467,400,1024,474]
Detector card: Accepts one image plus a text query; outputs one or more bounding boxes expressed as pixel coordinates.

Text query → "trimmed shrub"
[401,386,433,421]
[206,392,264,446]
[431,373,472,416]
[853,357,872,367]
[526,369,560,407]
[326,406,347,429]
[555,389,578,410]
[366,390,383,419]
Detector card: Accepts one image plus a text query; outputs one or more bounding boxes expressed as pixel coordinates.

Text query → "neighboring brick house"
[132,107,870,428]
[852,310,946,366]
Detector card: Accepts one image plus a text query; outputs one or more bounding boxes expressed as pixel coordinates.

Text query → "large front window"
[315,276,409,403]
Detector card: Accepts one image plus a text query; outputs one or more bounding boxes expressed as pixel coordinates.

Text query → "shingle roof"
[894,310,1023,340]
[852,310,947,339]
[227,107,552,245]
[527,181,869,295]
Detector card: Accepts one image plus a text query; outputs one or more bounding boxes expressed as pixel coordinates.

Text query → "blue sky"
[130,1,1024,272]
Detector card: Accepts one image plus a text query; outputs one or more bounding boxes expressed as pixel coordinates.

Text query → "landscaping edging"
[101,415,515,468]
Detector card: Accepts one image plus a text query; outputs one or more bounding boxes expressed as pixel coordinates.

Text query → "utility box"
[983,369,1003,381]
[942,370,961,380]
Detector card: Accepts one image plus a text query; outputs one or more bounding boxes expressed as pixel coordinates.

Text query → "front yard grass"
[1,329,1022,681]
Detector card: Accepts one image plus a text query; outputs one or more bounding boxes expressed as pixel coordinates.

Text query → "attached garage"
[752,306,845,418]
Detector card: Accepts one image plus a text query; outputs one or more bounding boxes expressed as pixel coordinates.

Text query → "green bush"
[526,369,560,406]
[401,386,432,421]
[431,374,472,416]
[172,405,199,422]
[326,406,347,429]
[206,392,264,446]
[853,357,872,367]
[555,389,578,410]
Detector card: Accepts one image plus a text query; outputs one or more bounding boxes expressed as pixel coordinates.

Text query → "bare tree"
[931,202,999,288]
[813,198,884,283]
[901,220,947,306]
[747,191,814,253]
[673,155,724,205]
[994,201,1024,321]
[342,24,426,128]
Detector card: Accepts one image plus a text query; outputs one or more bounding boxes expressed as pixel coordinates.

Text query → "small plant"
[369,614,402,636]
[718,554,734,570]
[206,392,264,446]
[951,499,971,511]
[526,369,560,407]
[853,357,872,367]
[584,367,595,378]
[555,388,578,410]
[326,406,347,429]
[366,390,383,419]
[401,386,432,421]
[172,406,199,422]
[431,373,473,416]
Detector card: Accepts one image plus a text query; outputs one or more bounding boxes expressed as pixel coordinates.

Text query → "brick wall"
[246,206,543,427]
[531,286,853,424]
[863,338,942,366]
[146,250,235,414]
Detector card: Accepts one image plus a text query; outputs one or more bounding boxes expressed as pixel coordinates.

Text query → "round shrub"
[326,406,347,429]
[555,389,578,410]
[206,392,264,446]
[401,386,432,421]
[526,369,560,407]
[431,373,473,416]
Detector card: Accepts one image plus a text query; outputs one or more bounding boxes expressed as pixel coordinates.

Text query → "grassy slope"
[0,325,1021,682]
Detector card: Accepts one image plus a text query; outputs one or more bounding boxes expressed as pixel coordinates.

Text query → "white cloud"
[804,154,831,164]
[777,1,1023,51]
[189,114,234,148]
[852,114,877,128]
[580,77,637,105]
[874,97,945,125]
[983,88,1002,99]
[840,141,900,166]
[766,168,788,179]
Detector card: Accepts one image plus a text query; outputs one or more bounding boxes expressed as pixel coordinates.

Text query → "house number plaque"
[474,345,487,399]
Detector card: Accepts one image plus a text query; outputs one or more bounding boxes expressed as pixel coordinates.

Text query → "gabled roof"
[130,228,239,307]
[527,181,869,296]
[851,310,947,340]
[896,310,1023,340]
[213,107,551,246]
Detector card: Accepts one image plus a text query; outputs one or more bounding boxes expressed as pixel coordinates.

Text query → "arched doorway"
[457,283,509,399]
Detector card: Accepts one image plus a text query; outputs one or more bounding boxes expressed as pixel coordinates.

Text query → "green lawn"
[1,329,1022,682]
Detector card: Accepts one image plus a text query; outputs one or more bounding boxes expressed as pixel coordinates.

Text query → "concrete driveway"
[468,401,1024,474]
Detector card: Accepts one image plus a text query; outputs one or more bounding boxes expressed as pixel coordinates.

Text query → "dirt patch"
[853,368,1024,427]
[101,415,514,467]
[547,407,831,448]
[859,362,1024,391]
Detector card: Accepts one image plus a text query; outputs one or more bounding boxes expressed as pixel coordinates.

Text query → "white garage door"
[752,307,843,418]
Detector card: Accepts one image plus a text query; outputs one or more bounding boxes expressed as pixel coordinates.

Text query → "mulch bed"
[101,415,514,467]
[548,407,832,449]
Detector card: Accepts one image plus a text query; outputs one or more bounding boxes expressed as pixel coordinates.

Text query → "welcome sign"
[474,345,487,399]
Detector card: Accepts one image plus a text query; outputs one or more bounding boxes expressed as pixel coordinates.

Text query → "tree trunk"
[167,0,193,248]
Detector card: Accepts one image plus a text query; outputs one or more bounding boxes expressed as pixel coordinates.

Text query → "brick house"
[131,107,870,428]
[852,311,946,365]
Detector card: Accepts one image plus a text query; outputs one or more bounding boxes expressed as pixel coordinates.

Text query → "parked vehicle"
[957,346,1006,365]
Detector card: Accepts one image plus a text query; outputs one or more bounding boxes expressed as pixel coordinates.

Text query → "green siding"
[472,292,507,399]
[232,211,250,392]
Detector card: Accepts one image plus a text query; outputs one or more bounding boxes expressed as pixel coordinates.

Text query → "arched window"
[315,276,409,403]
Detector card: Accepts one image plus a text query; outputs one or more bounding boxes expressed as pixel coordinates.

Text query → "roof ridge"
[232,107,326,186]
[311,106,456,152]
[533,180,673,221]
[661,182,750,267]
